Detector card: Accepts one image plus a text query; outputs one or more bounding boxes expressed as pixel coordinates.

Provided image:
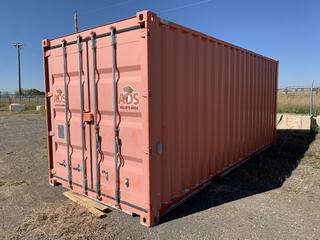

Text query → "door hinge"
[45,51,51,57]
[144,147,152,155]
[141,29,150,38]
[142,90,150,98]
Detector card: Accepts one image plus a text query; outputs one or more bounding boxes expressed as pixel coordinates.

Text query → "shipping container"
[42,10,278,226]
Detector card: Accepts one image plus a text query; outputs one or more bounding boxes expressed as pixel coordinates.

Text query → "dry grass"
[4,202,114,240]
[277,91,320,114]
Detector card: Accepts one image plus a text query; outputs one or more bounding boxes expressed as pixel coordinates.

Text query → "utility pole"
[74,11,79,33]
[13,43,23,96]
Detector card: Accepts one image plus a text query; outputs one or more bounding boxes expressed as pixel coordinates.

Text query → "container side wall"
[148,15,277,216]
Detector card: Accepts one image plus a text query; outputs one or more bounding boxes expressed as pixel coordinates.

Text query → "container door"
[49,38,92,194]
[86,27,149,210]
[49,23,149,211]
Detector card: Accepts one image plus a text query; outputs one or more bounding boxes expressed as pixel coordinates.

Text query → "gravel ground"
[0,112,319,240]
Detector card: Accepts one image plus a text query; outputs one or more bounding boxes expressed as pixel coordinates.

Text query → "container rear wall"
[148,14,278,214]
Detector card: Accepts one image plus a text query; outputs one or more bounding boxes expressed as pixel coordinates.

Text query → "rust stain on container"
[42,10,278,227]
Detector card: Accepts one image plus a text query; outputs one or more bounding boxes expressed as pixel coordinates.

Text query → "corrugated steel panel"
[147,13,278,218]
[43,10,278,227]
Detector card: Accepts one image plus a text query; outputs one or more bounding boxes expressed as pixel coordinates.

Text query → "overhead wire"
[159,0,214,14]
[76,0,214,30]
[78,0,134,16]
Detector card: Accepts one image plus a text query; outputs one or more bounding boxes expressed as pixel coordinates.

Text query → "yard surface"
[0,112,319,240]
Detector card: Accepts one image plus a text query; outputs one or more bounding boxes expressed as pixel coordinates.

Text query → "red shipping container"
[42,10,278,226]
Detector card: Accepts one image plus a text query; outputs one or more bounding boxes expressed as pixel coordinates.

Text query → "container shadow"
[160,130,316,224]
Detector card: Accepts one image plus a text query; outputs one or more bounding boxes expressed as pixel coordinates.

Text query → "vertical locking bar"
[77,36,87,193]
[91,33,101,198]
[62,40,72,187]
[110,27,120,206]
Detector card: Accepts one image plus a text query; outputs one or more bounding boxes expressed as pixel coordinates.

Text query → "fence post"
[310,80,314,116]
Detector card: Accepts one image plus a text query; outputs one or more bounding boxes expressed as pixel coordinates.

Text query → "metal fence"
[277,84,319,115]
[278,87,320,94]
[0,95,45,106]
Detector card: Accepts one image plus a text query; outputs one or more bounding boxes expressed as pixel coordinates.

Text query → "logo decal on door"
[54,88,65,104]
[119,85,140,110]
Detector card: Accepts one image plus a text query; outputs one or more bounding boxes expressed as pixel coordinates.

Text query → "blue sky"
[0,0,319,92]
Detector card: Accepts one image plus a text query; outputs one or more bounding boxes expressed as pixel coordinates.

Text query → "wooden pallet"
[63,191,111,218]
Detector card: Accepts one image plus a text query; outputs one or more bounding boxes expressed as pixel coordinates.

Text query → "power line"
[74,0,134,31]
[72,0,213,32]
[79,0,134,16]
[159,0,214,14]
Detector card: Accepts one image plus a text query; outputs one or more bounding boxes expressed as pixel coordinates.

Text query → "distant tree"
[14,88,45,96]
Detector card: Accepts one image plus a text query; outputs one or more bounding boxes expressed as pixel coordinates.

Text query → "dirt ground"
[0,112,319,240]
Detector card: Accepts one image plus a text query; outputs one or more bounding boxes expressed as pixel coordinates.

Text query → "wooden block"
[86,205,107,218]
[63,191,109,218]
[68,191,110,212]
